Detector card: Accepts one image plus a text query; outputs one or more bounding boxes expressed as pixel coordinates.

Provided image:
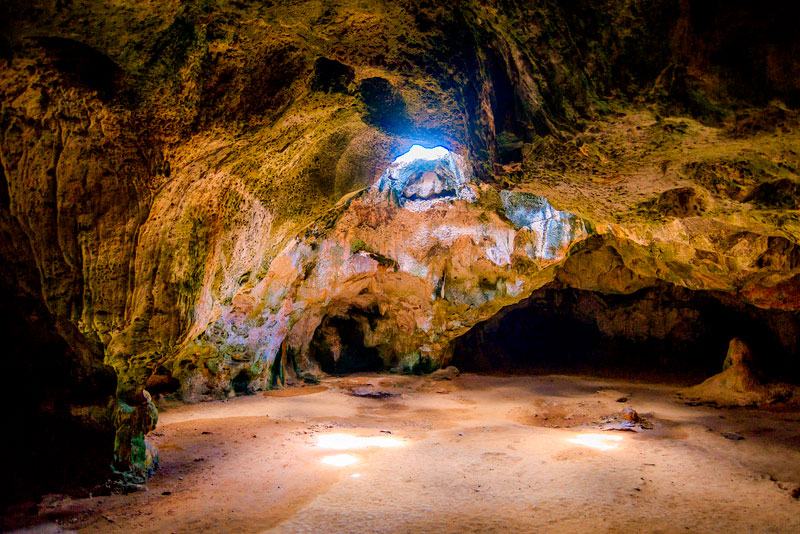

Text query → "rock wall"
[174,155,587,399]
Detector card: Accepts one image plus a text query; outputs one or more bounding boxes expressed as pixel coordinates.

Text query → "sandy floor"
[25,374,800,533]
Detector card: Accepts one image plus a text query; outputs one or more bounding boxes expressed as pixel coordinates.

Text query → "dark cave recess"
[309,313,385,375]
[1,285,116,505]
[451,283,800,384]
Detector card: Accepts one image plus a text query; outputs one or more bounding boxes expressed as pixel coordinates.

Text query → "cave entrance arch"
[309,311,384,375]
[231,368,253,394]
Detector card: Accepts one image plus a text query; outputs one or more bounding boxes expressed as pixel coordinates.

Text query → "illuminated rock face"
[500,191,586,260]
[183,154,589,390]
[168,147,591,392]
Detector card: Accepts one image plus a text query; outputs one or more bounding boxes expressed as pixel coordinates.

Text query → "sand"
[24,374,800,533]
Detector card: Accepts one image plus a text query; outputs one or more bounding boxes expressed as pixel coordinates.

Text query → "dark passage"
[231,369,253,394]
[452,283,800,384]
[309,313,384,375]
[2,285,116,505]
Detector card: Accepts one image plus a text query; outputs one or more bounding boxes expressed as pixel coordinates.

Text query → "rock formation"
[680,338,798,406]
[1,0,799,497]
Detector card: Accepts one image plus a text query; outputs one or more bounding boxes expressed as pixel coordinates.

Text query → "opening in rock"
[231,368,253,394]
[309,314,384,375]
[35,37,126,101]
[452,283,800,384]
[146,366,181,396]
[377,144,473,208]
[3,284,116,504]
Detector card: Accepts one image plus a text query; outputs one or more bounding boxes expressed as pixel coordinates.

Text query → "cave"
[3,0,800,532]
[453,284,800,383]
[231,368,253,394]
[309,315,384,375]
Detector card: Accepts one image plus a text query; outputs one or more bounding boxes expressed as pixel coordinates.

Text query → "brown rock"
[655,187,707,217]
[620,407,640,424]
[723,338,753,369]
[680,337,799,407]
[430,366,460,381]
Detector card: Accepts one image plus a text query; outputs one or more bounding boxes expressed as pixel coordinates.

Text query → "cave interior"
[2,0,800,531]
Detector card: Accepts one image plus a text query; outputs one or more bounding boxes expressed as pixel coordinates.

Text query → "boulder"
[620,407,640,423]
[430,366,460,381]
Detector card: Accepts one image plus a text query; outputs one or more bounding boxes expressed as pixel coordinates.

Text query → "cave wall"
[1,278,116,503]
[0,0,799,494]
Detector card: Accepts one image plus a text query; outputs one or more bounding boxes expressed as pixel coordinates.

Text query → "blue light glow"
[500,191,586,260]
[377,145,474,209]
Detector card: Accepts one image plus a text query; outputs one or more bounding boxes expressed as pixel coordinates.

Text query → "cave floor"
[36,374,800,532]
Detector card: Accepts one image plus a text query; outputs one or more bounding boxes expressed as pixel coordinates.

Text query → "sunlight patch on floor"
[321,454,359,467]
[317,433,406,468]
[567,433,623,451]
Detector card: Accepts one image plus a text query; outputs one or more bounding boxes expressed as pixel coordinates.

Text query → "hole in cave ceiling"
[377,144,475,209]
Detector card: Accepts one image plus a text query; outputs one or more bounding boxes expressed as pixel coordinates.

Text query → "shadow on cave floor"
[451,283,800,387]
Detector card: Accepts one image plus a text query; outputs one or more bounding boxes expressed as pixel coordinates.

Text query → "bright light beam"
[392,145,451,165]
[567,433,623,451]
